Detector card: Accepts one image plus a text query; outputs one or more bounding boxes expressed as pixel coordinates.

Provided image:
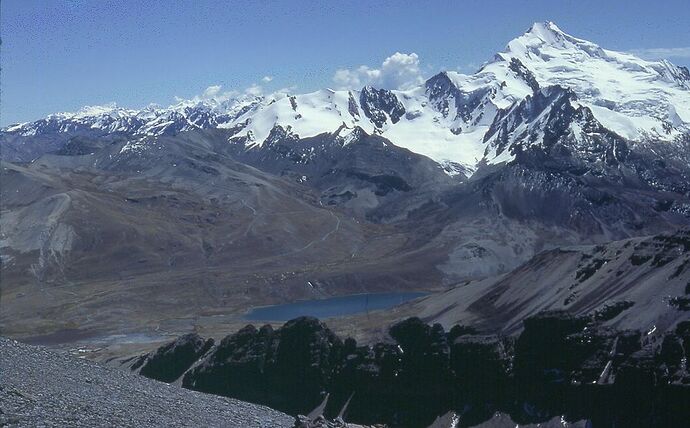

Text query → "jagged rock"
[388,318,452,415]
[329,342,402,423]
[182,324,278,403]
[451,334,511,392]
[513,311,590,382]
[508,58,540,92]
[359,87,405,128]
[183,317,343,414]
[138,314,690,427]
[137,333,214,382]
[615,324,690,389]
[271,317,344,409]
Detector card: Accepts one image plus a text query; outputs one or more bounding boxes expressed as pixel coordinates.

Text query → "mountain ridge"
[4,22,689,173]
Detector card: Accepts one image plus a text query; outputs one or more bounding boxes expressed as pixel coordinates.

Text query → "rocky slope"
[385,227,690,335]
[0,336,291,427]
[0,127,453,342]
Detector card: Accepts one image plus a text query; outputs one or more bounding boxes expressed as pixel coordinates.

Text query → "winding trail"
[234,199,258,239]
[298,210,341,250]
[240,199,257,215]
[276,210,342,257]
[231,197,342,256]
[320,211,341,242]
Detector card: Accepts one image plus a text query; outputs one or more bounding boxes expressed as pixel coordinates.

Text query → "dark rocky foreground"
[0,337,291,427]
[136,314,690,428]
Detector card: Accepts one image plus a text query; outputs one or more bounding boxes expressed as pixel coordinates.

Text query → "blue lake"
[244,292,427,321]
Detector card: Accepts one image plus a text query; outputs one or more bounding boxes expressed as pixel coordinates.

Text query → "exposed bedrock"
[133,333,214,382]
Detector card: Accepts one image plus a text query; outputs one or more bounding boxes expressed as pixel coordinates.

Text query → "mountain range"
[1,22,689,343]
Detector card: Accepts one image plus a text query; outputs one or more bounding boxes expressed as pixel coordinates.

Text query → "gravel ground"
[0,337,292,427]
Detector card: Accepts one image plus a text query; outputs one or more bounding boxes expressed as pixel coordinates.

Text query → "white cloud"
[201,85,223,99]
[244,84,264,96]
[332,52,425,90]
[176,85,238,104]
[177,82,268,104]
[261,75,274,83]
[630,47,690,61]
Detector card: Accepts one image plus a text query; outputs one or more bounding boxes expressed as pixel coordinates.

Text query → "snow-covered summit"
[495,21,690,141]
[4,22,690,173]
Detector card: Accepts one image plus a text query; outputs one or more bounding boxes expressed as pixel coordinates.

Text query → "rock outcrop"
[136,312,690,427]
[136,333,214,382]
[182,317,344,415]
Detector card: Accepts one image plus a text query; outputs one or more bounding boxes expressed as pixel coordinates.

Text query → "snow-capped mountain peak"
[3,22,690,175]
[513,21,571,49]
[66,103,131,119]
[507,21,597,54]
[494,22,690,142]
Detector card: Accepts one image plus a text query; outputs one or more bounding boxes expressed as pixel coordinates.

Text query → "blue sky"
[2,0,690,126]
